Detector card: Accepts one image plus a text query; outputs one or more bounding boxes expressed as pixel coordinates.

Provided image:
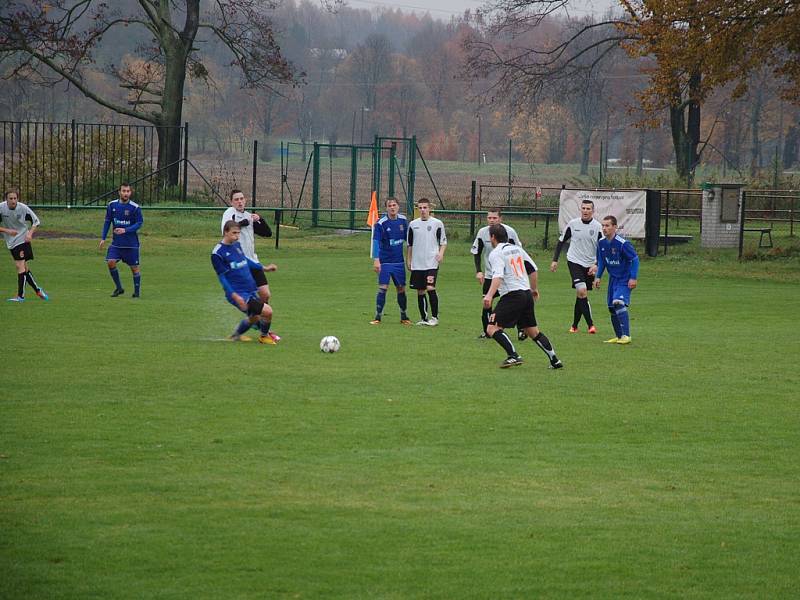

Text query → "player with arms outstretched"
[99,183,143,298]
[594,215,640,345]
[212,220,277,344]
[371,197,411,325]
[484,224,563,369]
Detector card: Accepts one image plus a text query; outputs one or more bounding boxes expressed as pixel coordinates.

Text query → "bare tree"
[1,0,297,184]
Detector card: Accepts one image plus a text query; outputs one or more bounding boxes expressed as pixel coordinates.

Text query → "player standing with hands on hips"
[484,224,563,369]
[0,190,49,302]
[594,215,639,345]
[550,199,602,333]
[100,183,143,298]
[406,198,447,325]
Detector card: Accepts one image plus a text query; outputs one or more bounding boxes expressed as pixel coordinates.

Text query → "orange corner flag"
[366,191,379,227]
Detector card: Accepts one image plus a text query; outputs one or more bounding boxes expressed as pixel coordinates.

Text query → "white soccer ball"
[320,335,341,353]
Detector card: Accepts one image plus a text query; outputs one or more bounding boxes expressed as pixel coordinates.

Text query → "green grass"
[2,215,799,598]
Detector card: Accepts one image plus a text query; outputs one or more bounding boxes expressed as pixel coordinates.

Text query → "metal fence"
[1,120,188,205]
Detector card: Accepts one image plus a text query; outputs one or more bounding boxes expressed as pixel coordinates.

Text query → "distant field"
[2,214,799,598]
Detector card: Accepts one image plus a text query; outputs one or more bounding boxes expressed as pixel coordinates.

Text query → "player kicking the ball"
[212,220,278,344]
[483,224,563,369]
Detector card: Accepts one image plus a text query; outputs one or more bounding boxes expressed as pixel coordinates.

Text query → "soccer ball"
[320,335,341,353]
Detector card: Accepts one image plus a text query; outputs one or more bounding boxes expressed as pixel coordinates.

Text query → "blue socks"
[109,267,122,291]
[610,304,629,337]
[259,319,271,336]
[133,272,141,295]
[376,289,387,319]
[235,319,251,337]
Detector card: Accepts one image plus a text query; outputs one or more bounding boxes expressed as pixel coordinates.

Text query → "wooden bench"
[743,226,773,248]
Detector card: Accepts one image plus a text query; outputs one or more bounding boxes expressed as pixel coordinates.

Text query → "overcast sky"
[345,0,620,20]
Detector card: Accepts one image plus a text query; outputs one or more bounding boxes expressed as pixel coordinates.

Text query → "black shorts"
[10,242,33,261]
[410,269,438,290]
[250,267,268,287]
[568,260,594,289]
[491,290,537,329]
[481,278,500,299]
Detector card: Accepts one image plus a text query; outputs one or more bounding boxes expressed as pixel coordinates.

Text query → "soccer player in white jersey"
[221,189,279,341]
[406,198,447,325]
[0,190,48,302]
[550,199,603,333]
[470,209,523,338]
[484,224,563,369]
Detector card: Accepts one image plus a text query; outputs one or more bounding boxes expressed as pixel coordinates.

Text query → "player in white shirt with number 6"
[484,224,563,369]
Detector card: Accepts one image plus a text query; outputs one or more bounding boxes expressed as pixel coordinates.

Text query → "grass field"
[2,211,799,598]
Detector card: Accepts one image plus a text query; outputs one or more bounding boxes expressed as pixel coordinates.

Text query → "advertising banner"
[558,189,647,238]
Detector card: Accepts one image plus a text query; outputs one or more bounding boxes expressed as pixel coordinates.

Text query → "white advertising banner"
[558,189,647,238]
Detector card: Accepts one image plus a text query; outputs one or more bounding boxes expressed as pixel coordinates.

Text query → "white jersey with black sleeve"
[0,201,40,249]
[408,216,447,270]
[470,223,521,278]
[221,207,258,262]
[487,243,538,297]
[554,217,602,268]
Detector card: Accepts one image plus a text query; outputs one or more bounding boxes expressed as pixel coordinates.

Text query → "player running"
[550,199,603,333]
[221,189,280,342]
[0,190,49,302]
[594,215,640,345]
[406,198,447,325]
[484,224,563,369]
[212,220,278,344]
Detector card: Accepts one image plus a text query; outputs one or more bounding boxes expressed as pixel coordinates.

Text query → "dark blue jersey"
[211,241,262,299]
[596,234,640,281]
[102,200,143,248]
[372,214,408,263]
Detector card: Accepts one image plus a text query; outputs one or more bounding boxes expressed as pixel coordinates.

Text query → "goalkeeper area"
[2,209,799,598]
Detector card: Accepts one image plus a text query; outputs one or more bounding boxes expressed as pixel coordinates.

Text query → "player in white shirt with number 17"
[484,224,563,369]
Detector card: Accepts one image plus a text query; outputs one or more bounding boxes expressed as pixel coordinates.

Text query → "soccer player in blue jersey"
[594,215,640,345]
[212,220,278,344]
[99,183,143,297]
[370,197,411,325]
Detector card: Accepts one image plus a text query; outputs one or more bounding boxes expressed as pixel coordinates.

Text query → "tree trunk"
[749,86,764,177]
[154,1,198,186]
[580,131,592,176]
[669,72,701,186]
[636,128,645,177]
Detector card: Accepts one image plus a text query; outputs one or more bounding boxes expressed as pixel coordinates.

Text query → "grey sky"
[345,0,621,20]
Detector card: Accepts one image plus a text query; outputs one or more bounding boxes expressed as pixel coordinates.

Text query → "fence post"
[350,145,358,230]
[374,136,381,203]
[252,139,258,207]
[738,191,746,259]
[312,142,320,227]
[388,141,396,199]
[181,122,188,202]
[407,135,416,209]
[664,190,670,256]
[507,138,512,205]
[274,208,281,249]
[543,215,550,250]
[280,141,285,208]
[790,194,795,237]
[69,119,76,206]
[470,180,477,240]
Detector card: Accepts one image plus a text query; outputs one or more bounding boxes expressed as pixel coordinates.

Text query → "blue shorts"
[226,292,260,315]
[106,245,140,266]
[378,262,406,287]
[607,277,632,307]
